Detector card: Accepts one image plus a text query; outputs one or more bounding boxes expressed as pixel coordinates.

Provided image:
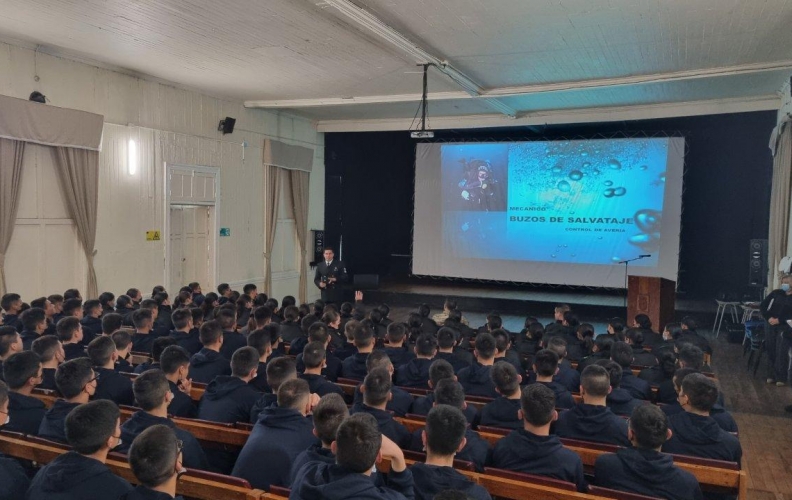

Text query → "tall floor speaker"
[748,239,768,287]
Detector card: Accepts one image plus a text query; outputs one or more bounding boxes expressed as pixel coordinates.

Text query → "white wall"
[0,41,323,303]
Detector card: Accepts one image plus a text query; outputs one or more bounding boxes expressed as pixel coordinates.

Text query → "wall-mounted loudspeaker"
[748,238,768,287]
[218,117,236,135]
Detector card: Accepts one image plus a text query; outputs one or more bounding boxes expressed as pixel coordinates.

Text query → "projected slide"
[413,138,684,288]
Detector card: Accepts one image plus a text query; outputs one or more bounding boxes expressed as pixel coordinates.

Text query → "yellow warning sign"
[146,230,161,241]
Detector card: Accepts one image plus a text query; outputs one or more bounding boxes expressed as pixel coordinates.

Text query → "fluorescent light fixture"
[128,138,138,175]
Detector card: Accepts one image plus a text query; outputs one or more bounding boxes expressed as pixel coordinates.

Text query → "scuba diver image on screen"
[457,158,506,211]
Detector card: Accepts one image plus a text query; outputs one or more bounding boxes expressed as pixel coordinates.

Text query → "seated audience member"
[554,364,631,447]
[111,330,135,373]
[288,315,314,358]
[120,370,209,470]
[595,404,703,500]
[576,335,614,373]
[3,351,46,435]
[115,296,136,325]
[351,351,414,417]
[457,333,499,398]
[0,326,23,380]
[368,308,388,340]
[342,321,377,380]
[212,309,243,360]
[198,346,260,423]
[279,305,303,343]
[30,297,57,337]
[290,412,414,500]
[678,316,712,355]
[26,400,132,500]
[20,307,48,350]
[300,342,345,397]
[98,292,115,317]
[296,322,343,382]
[290,393,349,484]
[233,378,316,489]
[332,318,358,361]
[567,322,592,362]
[134,337,177,374]
[546,336,580,393]
[121,424,185,500]
[247,328,274,392]
[31,335,65,391]
[544,304,571,336]
[633,313,664,347]
[80,300,103,345]
[411,405,492,500]
[87,336,135,406]
[677,343,712,373]
[639,349,678,404]
[131,308,157,354]
[61,298,84,322]
[435,327,470,373]
[662,373,742,464]
[491,384,586,491]
[159,345,197,418]
[599,317,626,340]
[1,293,23,331]
[444,310,475,350]
[188,320,231,384]
[352,367,412,448]
[479,362,523,429]
[249,357,298,422]
[596,359,646,417]
[492,328,523,374]
[625,328,658,367]
[662,368,737,433]
[529,349,575,409]
[39,358,97,442]
[168,308,202,355]
[610,341,651,400]
[101,312,124,337]
[412,360,467,418]
[409,379,490,471]
[433,299,468,327]
[240,304,272,337]
[395,333,437,388]
[322,309,346,350]
[384,322,416,368]
[0,380,30,499]
[416,303,438,335]
[57,317,86,361]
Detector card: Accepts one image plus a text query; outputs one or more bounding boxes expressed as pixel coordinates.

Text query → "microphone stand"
[619,255,650,309]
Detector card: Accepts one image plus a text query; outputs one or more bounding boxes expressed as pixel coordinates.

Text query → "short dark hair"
[302,342,327,369]
[243,284,257,295]
[199,320,223,345]
[3,351,41,389]
[56,358,94,399]
[436,327,457,349]
[282,305,299,322]
[415,334,438,357]
[282,296,296,308]
[474,333,496,359]
[678,344,704,370]
[635,314,652,330]
[126,288,141,299]
[335,413,381,473]
[608,317,625,333]
[363,367,391,406]
[426,404,467,456]
[247,329,272,357]
[140,299,158,311]
[98,292,115,307]
[681,373,719,412]
[546,336,568,358]
[630,404,669,449]
[48,294,64,305]
[277,378,309,410]
[62,298,83,316]
[595,359,623,388]
[365,350,392,372]
[63,289,82,300]
[115,295,130,310]
[133,370,170,411]
[32,335,61,363]
[231,347,259,377]
[521,383,555,426]
[83,299,101,315]
[132,308,153,330]
[101,313,123,335]
[307,322,329,343]
[581,364,611,397]
[313,393,349,445]
[417,303,430,318]
[0,327,20,356]
[533,349,560,377]
[129,424,180,487]
[491,362,520,395]
[21,307,46,331]
[150,337,177,360]
[266,357,297,391]
[434,379,465,409]
[30,297,48,310]
[386,322,407,343]
[65,399,120,454]
[610,341,634,368]
[214,308,236,330]
[491,329,511,354]
[87,336,116,366]
[1,293,21,311]
[160,345,191,375]
[625,328,645,347]
[353,322,374,348]
[171,309,192,330]
[673,367,699,392]
[111,330,132,351]
[428,359,455,386]
[253,305,273,326]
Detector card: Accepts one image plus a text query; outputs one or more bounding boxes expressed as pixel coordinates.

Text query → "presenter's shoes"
[767,378,776,384]
[777,382,787,387]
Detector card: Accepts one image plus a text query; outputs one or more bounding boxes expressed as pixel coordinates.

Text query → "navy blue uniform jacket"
[119,411,210,471]
[595,447,703,500]
[26,451,132,500]
[188,348,231,384]
[554,403,631,447]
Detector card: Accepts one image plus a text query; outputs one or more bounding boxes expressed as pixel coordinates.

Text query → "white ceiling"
[0,0,789,130]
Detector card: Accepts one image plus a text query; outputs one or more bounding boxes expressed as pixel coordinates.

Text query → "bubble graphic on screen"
[629,232,660,251]
[604,180,613,186]
[569,170,583,181]
[582,162,591,169]
[557,180,571,192]
[603,188,616,198]
[613,187,627,196]
[608,159,621,170]
[593,169,601,176]
[597,236,603,240]
[552,165,563,174]
[639,165,648,171]
[551,254,557,258]
[634,209,661,233]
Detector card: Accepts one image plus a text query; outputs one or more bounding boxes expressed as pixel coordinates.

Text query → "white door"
[169,206,210,292]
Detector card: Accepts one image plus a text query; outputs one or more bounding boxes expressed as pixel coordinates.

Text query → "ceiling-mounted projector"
[411,131,434,139]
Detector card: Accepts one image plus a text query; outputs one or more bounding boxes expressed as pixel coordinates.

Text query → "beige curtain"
[263,165,282,295]
[288,169,311,303]
[52,147,100,298]
[769,122,792,288]
[0,138,26,296]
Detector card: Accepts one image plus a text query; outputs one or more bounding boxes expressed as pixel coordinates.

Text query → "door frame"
[164,163,220,294]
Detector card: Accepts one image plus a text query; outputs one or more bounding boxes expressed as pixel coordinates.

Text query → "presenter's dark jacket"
[38,400,80,443]
[219,331,247,360]
[352,383,413,417]
[491,428,587,492]
[27,452,132,500]
[313,259,348,303]
[119,411,210,471]
[169,328,203,355]
[289,443,335,485]
[594,448,703,500]
[120,485,185,500]
[385,345,416,369]
[6,391,46,435]
[554,403,631,447]
[457,362,499,398]
[434,351,469,373]
[0,452,29,500]
[79,316,102,345]
[62,342,86,361]
[351,403,412,449]
[297,351,342,382]
[188,348,231,384]
[288,462,413,500]
[555,361,581,393]
[168,380,197,418]
[394,358,432,388]
[410,393,478,424]
[93,367,135,406]
[619,371,652,400]
[299,373,344,397]
[410,463,492,500]
[341,352,370,380]
[231,406,316,490]
[531,381,575,409]
[606,388,647,416]
[662,412,742,464]
[198,375,260,424]
[478,396,522,430]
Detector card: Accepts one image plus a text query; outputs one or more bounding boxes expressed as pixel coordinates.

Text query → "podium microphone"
[639,254,652,258]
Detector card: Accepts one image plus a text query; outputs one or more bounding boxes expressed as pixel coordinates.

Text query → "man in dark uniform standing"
[314,247,348,304]
[761,274,792,390]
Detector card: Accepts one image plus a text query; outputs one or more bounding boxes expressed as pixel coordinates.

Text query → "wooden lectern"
[627,276,676,331]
